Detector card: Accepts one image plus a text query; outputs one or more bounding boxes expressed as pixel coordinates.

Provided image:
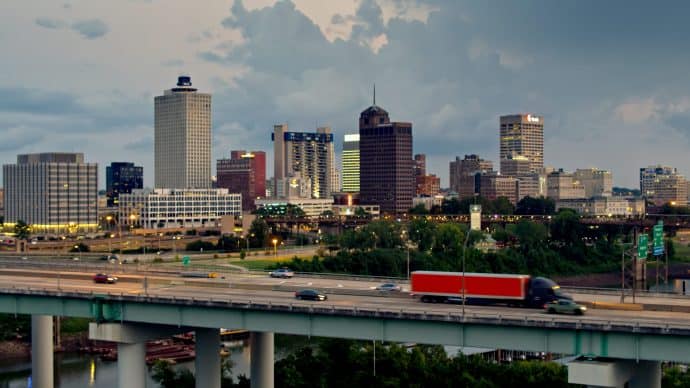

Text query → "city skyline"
[2,1,690,188]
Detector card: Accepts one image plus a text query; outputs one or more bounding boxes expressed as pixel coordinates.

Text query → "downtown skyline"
[2,0,690,189]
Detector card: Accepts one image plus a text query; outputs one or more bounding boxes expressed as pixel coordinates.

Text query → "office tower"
[3,153,98,233]
[416,175,441,196]
[500,155,531,177]
[640,165,688,206]
[414,154,426,177]
[478,172,518,204]
[272,124,335,199]
[499,114,544,174]
[573,168,613,198]
[106,162,143,207]
[216,150,266,211]
[155,76,211,189]
[546,170,586,200]
[342,134,360,193]
[359,95,414,213]
[449,155,494,199]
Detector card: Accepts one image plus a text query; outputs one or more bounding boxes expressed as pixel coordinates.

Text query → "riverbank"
[0,332,91,359]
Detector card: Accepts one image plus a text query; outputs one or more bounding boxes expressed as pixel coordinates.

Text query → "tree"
[14,220,30,240]
[550,209,583,246]
[515,196,555,215]
[409,204,429,215]
[492,197,515,215]
[408,218,436,252]
[248,218,270,248]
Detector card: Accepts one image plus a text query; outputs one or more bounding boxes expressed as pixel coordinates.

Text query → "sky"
[1,0,690,189]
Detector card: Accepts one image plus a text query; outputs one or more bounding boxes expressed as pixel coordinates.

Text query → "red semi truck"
[411,271,570,307]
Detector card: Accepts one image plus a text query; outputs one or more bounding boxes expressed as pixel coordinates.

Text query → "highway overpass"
[1,265,690,387]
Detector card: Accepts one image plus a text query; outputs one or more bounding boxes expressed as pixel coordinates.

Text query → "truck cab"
[527,277,571,307]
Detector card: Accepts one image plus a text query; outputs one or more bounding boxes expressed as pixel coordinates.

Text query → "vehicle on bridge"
[295,289,327,301]
[544,299,586,315]
[411,271,570,307]
[93,273,118,284]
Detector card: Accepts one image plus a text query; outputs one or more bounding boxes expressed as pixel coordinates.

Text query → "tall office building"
[342,134,360,193]
[216,150,266,211]
[3,153,98,233]
[573,168,612,198]
[272,124,336,199]
[414,154,426,177]
[106,162,143,207]
[359,96,414,213]
[500,114,544,174]
[640,165,688,206]
[154,76,211,189]
[449,155,494,199]
[547,170,586,200]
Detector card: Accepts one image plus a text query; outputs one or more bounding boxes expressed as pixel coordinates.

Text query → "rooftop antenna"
[373,83,376,105]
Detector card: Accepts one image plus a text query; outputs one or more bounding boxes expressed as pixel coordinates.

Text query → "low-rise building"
[547,170,586,200]
[254,198,334,218]
[412,195,444,210]
[640,165,687,206]
[118,188,241,229]
[556,197,645,217]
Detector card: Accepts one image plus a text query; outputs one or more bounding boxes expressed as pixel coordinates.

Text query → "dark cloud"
[35,18,66,30]
[0,126,45,152]
[0,87,82,115]
[71,19,109,39]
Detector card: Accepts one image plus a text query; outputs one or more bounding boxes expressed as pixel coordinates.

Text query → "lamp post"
[462,226,472,316]
[272,238,278,258]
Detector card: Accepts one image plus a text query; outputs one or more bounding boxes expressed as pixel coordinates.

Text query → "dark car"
[295,289,327,301]
[93,273,118,284]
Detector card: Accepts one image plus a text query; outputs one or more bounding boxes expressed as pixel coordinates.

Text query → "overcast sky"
[2,0,690,189]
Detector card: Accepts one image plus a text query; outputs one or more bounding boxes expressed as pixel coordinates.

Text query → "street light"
[74,244,82,261]
[272,238,278,258]
[462,226,472,316]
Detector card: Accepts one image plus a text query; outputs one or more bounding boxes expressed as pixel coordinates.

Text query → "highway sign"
[182,256,191,266]
[653,222,664,256]
[638,234,648,259]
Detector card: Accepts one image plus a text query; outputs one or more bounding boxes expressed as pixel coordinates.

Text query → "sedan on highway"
[269,268,294,279]
[295,289,327,301]
[544,299,586,315]
[376,283,402,292]
[93,273,118,284]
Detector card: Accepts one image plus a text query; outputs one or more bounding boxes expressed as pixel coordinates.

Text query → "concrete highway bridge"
[2,261,690,387]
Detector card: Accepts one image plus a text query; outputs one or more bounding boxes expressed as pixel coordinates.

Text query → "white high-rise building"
[273,124,335,199]
[155,76,211,189]
[341,134,360,193]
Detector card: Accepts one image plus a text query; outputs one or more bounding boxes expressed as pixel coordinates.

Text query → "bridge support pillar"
[31,315,54,388]
[250,331,274,388]
[196,328,221,388]
[568,358,660,388]
[89,322,190,388]
[118,342,146,388]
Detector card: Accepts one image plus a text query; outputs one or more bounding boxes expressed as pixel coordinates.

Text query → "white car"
[376,283,402,292]
[269,268,294,278]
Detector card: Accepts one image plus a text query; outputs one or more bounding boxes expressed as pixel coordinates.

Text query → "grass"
[672,239,690,261]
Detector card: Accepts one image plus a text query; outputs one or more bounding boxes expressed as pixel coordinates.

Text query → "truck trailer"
[411,271,570,307]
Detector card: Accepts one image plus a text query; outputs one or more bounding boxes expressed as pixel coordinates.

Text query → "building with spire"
[359,86,414,213]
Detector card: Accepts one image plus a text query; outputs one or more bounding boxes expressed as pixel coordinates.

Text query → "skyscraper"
[217,151,266,210]
[342,134,360,193]
[154,76,211,189]
[500,114,544,174]
[106,162,143,207]
[272,124,336,199]
[3,153,98,233]
[359,93,414,213]
[449,155,493,199]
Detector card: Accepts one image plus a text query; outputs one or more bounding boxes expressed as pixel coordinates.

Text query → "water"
[0,342,251,388]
